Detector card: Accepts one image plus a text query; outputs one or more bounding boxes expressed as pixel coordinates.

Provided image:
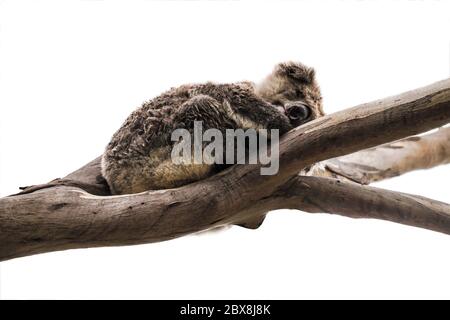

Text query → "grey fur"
[102,62,323,194]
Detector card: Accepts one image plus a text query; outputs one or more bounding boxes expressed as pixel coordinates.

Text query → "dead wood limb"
[1,78,450,261]
[323,127,450,184]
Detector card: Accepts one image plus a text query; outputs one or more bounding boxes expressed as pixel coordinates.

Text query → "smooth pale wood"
[324,127,450,184]
[1,78,450,261]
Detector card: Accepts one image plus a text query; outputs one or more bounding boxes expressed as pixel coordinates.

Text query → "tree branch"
[323,127,450,184]
[273,176,450,235]
[1,78,450,261]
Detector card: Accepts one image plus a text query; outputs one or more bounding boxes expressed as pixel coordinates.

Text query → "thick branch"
[272,176,450,235]
[1,78,450,261]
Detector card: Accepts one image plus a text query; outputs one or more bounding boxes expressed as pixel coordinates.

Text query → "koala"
[102,62,323,195]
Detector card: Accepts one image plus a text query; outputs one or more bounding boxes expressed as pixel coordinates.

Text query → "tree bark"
[276,176,450,235]
[323,127,450,184]
[1,78,450,261]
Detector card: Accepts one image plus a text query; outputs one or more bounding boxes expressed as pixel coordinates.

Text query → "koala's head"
[256,61,324,126]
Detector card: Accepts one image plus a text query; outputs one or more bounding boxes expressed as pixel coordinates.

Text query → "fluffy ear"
[273,61,316,84]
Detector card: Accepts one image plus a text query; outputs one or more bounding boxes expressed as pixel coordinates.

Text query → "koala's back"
[101,82,258,194]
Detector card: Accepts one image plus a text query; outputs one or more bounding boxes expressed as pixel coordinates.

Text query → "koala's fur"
[102,62,323,194]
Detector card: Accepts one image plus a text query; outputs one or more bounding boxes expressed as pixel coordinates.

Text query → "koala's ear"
[274,61,316,84]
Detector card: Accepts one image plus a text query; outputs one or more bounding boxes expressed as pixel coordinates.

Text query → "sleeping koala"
[102,62,323,194]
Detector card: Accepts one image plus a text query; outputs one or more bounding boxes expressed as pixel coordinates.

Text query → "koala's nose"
[284,102,312,126]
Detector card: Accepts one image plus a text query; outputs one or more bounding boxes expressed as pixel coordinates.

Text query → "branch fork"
[1,79,450,261]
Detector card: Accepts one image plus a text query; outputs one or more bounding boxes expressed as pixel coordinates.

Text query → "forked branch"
[1,78,450,261]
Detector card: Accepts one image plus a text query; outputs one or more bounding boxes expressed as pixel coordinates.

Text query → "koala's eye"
[271,100,284,107]
[284,102,312,126]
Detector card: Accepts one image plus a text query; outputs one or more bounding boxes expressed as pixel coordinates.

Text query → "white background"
[0,0,449,299]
